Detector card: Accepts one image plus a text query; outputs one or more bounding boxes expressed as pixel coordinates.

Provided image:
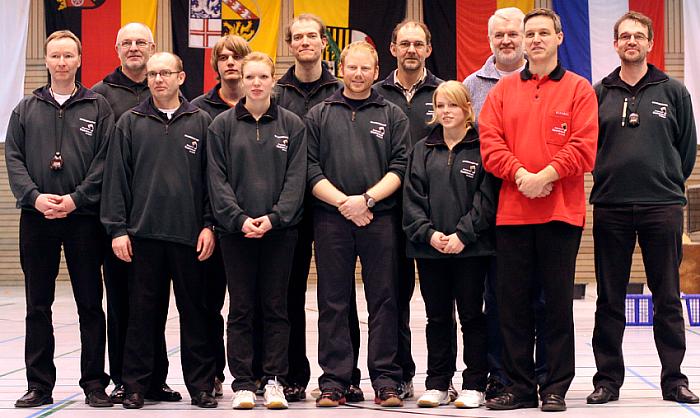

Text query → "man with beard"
[273,13,341,402]
[92,23,181,404]
[587,11,698,405]
[371,20,442,401]
[463,7,546,401]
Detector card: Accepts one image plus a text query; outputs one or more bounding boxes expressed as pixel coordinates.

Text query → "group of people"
[5,5,698,413]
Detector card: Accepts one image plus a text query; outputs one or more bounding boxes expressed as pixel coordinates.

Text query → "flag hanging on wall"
[553,0,664,84]
[44,0,158,88]
[1,1,31,143]
[172,0,281,100]
[684,0,700,134]
[423,0,534,81]
[293,0,406,80]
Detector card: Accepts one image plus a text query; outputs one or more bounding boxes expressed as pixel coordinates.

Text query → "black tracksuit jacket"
[5,84,114,216]
[207,100,307,234]
[403,125,499,258]
[92,67,151,121]
[101,98,213,247]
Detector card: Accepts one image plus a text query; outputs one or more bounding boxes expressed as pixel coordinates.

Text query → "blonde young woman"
[403,80,499,409]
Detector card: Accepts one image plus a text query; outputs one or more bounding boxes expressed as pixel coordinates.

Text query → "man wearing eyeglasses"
[92,22,181,405]
[101,52,217,409]
[588,11,698,405]
[371,20,443,401]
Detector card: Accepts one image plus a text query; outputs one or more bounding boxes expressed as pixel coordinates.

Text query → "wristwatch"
[363,193,376,208]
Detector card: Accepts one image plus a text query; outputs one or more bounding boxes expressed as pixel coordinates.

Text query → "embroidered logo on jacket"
[79,118,95,136]
[275,134,289,152]
[652,101,668,119]
[184,134,200,154]
[460,160,479,178]
[370,120,386,139]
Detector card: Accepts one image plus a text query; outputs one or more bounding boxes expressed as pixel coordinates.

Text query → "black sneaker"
[397,380,414,400]
[284,384,306,402]
[485,377,506,400]
[345,385,365,402]
[316,389,346,407]
[374,387,403,407]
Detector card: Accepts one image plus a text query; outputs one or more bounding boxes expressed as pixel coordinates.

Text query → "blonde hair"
[241,51,275,75]
[429,81,475,125]
[340,40,378,67]
[45,30,82,55]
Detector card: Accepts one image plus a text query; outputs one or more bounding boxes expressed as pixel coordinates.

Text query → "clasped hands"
[337,195,372,227]
[35,193,76,219]
[515,168,553,199]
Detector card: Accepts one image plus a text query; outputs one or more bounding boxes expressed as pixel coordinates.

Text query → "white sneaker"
[454,390,485,408]
[417,389,451,407]
[264,383,289,409]
[231,390,256,409]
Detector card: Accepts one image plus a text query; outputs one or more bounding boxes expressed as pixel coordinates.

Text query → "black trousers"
[417,257,489,391]
[203,240,227,382]
[314,209,402,391]
[285,200,313,387]
[122,238,215,396]
[19,212,109,394]
[396,229,417,382]
[103,244,170,387]
[496,222,582,399]
[221,229,296,392]
[592,204,688,394]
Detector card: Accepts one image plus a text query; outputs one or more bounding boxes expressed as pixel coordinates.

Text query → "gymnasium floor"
[0,283,698,417]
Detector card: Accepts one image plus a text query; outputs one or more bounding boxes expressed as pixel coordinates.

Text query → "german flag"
[172,0,281,100]
[44,0,158,88]
[423,0,534,80]
[294,0,406,80]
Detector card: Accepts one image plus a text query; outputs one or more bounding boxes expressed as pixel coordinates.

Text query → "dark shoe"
[110,384,126,404]
[485,378,506,400]
[15,388,53,408]
[145,383,182,402]
[586,387,619,404]
[191,391,218,408]
[316,389,346,407]
[284,384,306,402]
[122,393,144,409]
[663,385,700,404]
[345,384,365,402]
[486,393,538,410]
[397,380,414,400]
[85,389,114,407]
[541,394,566,412]
[374,387,403,407]
[214,377,223,398]
[255,379,265,396]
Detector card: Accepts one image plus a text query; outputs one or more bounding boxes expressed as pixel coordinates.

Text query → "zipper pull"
[352,111,356,122]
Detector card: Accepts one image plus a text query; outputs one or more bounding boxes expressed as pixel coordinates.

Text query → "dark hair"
[391,20,432,45]
[523,8,562,34]
[285,13,326,44]
[614,11,654,42]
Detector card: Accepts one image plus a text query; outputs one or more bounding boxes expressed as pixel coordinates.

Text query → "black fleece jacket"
[274,62,343,116]
[306,89,410,213]
[192,83,232,119]
[101,97,213,247]
[591,64,697,206]
[373,70,443,149]
[403,125,499,258]
[207,100,306,235]
[5,84,114,216]
[92,67,150,121]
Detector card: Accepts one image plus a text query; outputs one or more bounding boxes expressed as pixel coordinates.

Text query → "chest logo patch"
[79,117,95,136]
[460,160,479,179]
[551,122,568,137]
[275,135,289,152]
[370,120,386,140]
[184,134,200,154]
[652,101,668,119]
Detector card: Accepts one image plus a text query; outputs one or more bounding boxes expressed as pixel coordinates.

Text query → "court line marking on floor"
[25,392,79,418]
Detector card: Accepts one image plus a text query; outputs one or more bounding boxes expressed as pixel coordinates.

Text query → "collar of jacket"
[202,83,230,107]
[132,95,198,119]
[378,68,441,92]
[34,82,96,107]
[277,61,338,88]
[234,98,278,121]
[425,123,480,148]
[600,63,668,89]
[325,88,385,108]
[103,66,148,89]
[520,61,565,81]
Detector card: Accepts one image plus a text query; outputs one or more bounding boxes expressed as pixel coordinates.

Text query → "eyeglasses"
[395,41,427,51]
[618,33,648,42]
[119,39,151,49]
[146,70,182,79]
